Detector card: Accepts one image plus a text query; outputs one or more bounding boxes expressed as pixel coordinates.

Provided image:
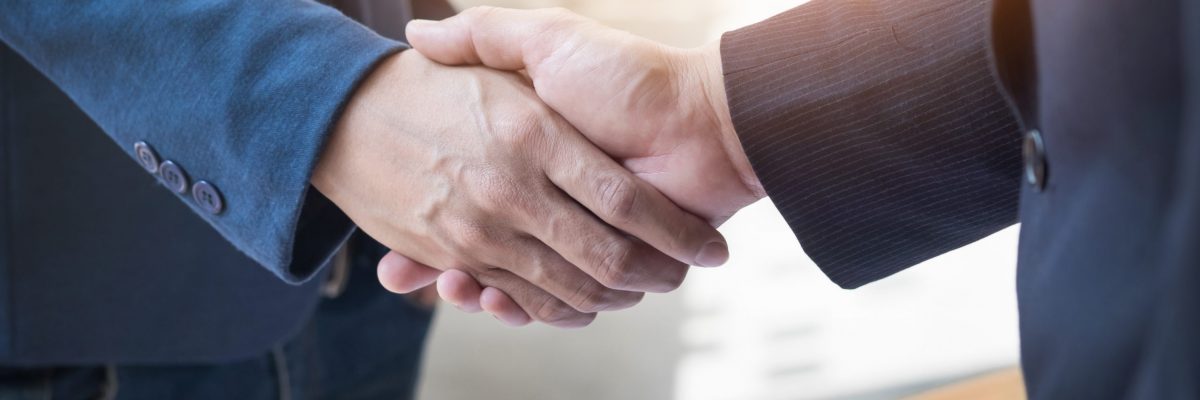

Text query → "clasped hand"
[313,7,765,327]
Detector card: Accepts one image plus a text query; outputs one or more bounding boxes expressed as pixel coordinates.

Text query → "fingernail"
[695,241,729,267]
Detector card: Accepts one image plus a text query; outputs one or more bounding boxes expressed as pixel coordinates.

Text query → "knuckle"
[448,219,496,249]
[475,172,518,207]
[497,110,548,147]
[532,296,578,325]
[463,6,497,21]
[665,223,694,256]
[595,175,639,223]
[523,255,552,286]
[592,238,636,289]
[478,172,543,220]
[566,280,610,313]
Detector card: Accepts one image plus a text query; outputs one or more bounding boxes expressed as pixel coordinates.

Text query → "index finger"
[406,6,574,72]
[543,125,729,268]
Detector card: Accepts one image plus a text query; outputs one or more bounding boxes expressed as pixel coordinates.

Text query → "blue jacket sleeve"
[0,0,406,283]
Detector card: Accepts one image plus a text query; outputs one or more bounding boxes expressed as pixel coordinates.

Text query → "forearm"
[717,0,1023,288]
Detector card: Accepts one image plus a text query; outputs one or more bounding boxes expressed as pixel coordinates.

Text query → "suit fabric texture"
[0,235,434,399]
[0,0,440,365]
[722,0,1199,397]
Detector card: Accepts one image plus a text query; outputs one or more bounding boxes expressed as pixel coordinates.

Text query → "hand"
[312,50,728,327]
[381,7,767,325]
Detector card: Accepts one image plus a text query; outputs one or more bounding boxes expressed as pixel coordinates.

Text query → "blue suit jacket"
[723,0,1199,397]
[0,0,415,364]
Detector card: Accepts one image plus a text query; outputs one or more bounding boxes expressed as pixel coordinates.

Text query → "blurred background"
[417,1,1022,399]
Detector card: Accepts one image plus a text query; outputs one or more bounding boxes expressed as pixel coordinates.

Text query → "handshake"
[311,7,766,327]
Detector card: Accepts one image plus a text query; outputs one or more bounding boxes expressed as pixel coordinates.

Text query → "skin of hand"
[311,50,730,327]
[379,7,767,325]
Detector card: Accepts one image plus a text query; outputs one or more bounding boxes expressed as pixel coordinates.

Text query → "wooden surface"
[908,368,1026,400]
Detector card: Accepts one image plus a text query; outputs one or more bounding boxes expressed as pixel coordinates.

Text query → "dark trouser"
[0,233,433,400]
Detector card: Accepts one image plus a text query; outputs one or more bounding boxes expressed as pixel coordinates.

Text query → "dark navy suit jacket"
[0,0,451,365]
[723,0,1199,397]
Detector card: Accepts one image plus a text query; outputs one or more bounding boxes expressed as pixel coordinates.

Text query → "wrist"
[692,41,765,200]
[312,51,406,202]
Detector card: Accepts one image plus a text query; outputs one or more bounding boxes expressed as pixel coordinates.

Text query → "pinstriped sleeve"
[721,0,1023,288]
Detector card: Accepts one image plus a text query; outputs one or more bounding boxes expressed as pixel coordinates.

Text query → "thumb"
[405,6,572,73]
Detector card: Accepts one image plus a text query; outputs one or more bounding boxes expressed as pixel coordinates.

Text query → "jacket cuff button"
[192,181,225,215]
[133,141,160,173]
[1023,129,1047,191]
[157,160,190,194]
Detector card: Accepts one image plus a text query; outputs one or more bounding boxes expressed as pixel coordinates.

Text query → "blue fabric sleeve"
[0,0,406,283]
